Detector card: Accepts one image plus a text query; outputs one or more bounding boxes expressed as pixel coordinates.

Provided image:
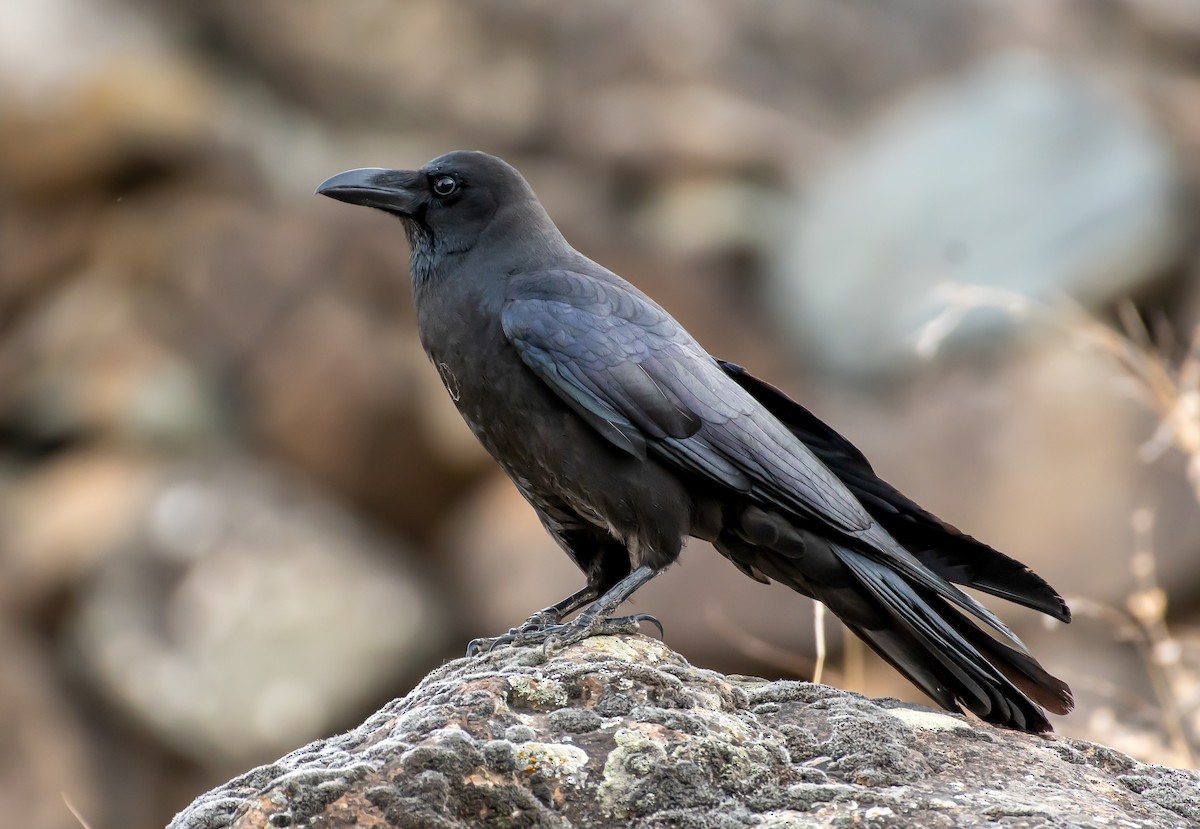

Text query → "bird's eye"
[432,176,458,196]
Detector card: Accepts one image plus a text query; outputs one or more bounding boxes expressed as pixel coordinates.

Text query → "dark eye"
[432,176,458,196]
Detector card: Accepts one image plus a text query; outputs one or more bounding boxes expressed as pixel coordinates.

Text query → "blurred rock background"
[2,1,1200,827]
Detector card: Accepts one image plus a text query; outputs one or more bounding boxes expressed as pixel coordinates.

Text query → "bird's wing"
[501,270,872,534]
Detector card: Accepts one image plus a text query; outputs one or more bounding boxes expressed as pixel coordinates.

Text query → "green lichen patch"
[598,727,672,818]
[506,674,569,711]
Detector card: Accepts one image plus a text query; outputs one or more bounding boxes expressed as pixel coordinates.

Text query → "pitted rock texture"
[168,635,1200,828]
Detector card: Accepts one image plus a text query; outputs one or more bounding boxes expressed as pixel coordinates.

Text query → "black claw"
[466,637,495,656]
[628,612,664,638]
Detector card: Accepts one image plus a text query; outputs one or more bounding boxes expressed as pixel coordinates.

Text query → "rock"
[633,176,785,260]
[147,0,1017,173]
[64,456,448,765]
[779,338,1200,719]
[0,272,225,451]
[1118,0,1200,54]
[0,0,174,101]
[767,51,1185,378]
[566,82,813,171]
[150,200,493,539]
[0,450,158,613]
[0,0,219,202]
[167,635,1200,829]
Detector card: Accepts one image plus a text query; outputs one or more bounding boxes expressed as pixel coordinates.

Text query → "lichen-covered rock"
[168,635,1200,829]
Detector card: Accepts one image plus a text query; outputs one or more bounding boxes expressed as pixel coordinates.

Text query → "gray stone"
[64,457,448,765]
[768,51,1184,378]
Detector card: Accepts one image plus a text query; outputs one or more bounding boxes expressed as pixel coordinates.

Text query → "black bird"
[317,151,1073,732]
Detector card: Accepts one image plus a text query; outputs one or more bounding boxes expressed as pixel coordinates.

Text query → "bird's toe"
[466,633,515,656]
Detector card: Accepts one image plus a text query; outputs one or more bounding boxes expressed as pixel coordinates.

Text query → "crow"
[317,150,1073,732]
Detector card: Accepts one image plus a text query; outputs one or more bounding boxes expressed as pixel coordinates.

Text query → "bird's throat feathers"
[404,219,441,288]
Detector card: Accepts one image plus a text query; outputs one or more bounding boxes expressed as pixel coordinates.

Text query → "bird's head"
[317,150,553,284]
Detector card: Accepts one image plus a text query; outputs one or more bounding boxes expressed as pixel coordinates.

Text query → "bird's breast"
[416,289,557,463]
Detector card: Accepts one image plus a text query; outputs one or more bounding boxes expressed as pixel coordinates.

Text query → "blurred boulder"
[0,0,221,202]
[793,336,1200,722]
[148,0,550,145]
[3,179,491,541]
[0,450,158,614]
[64,457,447,765]
[0,55,217,201]
[144,0,1021,175]
[800,337,1200,609]
[1118,0,1200,55]
[768,52,1185,378]
[633,176,785,261]
[0,274,224,452]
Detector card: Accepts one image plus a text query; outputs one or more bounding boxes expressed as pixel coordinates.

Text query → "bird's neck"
[484,199,574,271]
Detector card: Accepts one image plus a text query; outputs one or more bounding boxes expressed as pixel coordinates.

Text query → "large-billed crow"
[317,151,1072,732]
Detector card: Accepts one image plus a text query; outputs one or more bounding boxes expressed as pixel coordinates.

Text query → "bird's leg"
[466,566,665,655]
[539,565,663,651]
[466,584,600,656]
[518,584,601,631]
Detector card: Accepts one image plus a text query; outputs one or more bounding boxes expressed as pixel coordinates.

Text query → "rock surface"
[168,635,1200,829]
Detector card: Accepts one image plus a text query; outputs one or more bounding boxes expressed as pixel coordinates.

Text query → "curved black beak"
[316,168,425,216]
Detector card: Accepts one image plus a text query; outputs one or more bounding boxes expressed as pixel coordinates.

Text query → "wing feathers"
[503,275,873,534]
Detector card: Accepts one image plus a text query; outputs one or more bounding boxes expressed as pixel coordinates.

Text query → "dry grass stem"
[812,601,827,685]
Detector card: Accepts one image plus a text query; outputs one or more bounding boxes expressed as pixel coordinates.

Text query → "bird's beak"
[315,168,425,216]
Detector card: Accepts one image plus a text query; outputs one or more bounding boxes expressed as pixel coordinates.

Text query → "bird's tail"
[834,548,1073,732]
[715,531,1073,733]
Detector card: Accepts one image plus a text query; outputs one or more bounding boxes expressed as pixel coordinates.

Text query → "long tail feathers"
[715,530,1072,732]
[831,545,1071,732]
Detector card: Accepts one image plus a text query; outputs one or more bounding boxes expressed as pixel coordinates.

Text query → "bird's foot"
[465,611,663,657]
[465,609,564,656]
[540,611,664,653]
